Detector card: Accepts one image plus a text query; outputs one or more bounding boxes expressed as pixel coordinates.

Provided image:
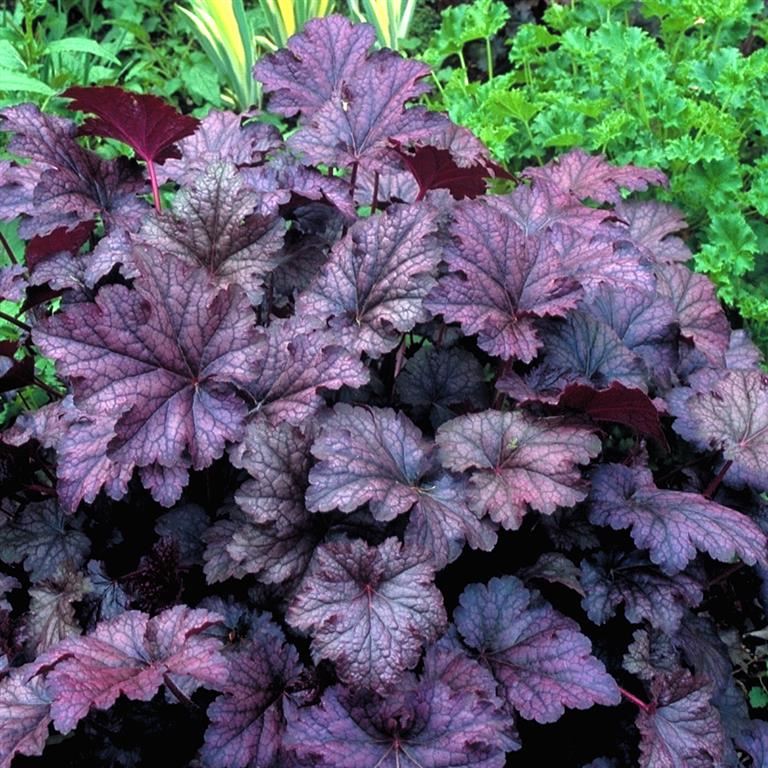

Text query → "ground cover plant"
[1,13,768,767]
[423,0,768,353]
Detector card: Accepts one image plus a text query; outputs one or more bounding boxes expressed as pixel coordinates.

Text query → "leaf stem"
[703,459,733,499]
[0,231,18,265]
[0,310,30,333]
[371,171,380,214]
[146,159,162,213]
[619,686,651,713]
[163,673,199,711]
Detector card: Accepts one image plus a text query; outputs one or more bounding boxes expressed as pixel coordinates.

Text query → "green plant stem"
[485,36,493,81]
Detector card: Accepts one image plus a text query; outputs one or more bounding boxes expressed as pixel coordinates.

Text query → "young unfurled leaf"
[286,537,446,691]
[636,673,725,768]
[62,86,199,166]
[437,410,600,529]
[40,606,228,734]
[201,618,304,768]
[297,203,441,357]
[588,463,767,574]
[425,201,583,362]
[669,370,768,493]
[33,252,262,508]
[454,576,620,723]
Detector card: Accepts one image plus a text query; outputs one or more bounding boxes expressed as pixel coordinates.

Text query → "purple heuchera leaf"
[33,251,262,508]
[62,86,199,165]
[522,149,667,205]
[245,319,368,427]
[579,553,703,634]
[140,163,285,304]
[286,536,446,691]
[0,670,52,768]
[436,410,600,530]
[636,672,724,768]
[588,463,767,574]
[454,576,620,723]
[425,201,583,362]
[669,370,768,493]
[256,15,377,119]
[306,404,432,520]
[285,638,515,767]
[162,110,280,186]
[0,501,90,581]
[39,606,228,734]
[201,617,304,768]
[296,202,442,357]
[614,199,691,264]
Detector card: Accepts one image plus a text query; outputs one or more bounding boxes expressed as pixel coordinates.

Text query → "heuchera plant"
[0,15,767,767]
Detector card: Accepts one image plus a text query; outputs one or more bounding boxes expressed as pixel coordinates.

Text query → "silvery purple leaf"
[42,606,228,734]
[0,500,89,581]
[588,463,767,574]
[669,370,768,492]
[726,329,764,370]
[162,110,280,185]
[306,404,431,520]
[736,720,768,768]
[518,552,585,595]
[286,537,446,691]
[636,673,724,768]
[246,319,368,427]
[656,262,730,366]
[203,513,251,584]
[396,345,488,427]
[622,629,680,682]
[200,619,304,768]
[0,265,26,302]
[425,202,583,362]
[285,639,514,767]
[84,560,130,623]
[614,200,691,264]
[405,474,498,569]
[0,670,51,768]
[436,410,600,530]
[579,553,703,634]
[140,163,285,304]
[33,251,262,507]
[454,576,620,723]
[256,15,377,119]
[296,203,441,357]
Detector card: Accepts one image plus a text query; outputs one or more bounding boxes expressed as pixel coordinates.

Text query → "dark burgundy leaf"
[245,319,368,427]
[201,617,304,768]
[63,86,199,165]
[306,404,431,519]
[579,553,703,634]
[558,382,667,448]
[0,342,33,394]
[285,639,514,767]
[454,576,620,723]
[25,221,94,272]
[669,370,768,492]
[522,149,667,205]
[436,410,600,529]
[0,501,89,581]
[40,606,228,734]
[140,163,285,303]
[256,15,377,119]
[296,202,441,357]
[395,345,489,427]
[0,670,52,768]
[425,202,583,362]
[286,537,446,691]
[588,463,767,574]
[636,673,724,768]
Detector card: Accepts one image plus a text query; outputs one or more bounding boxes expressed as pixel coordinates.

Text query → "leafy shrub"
[423,0,768,352]
[0,14,767,767]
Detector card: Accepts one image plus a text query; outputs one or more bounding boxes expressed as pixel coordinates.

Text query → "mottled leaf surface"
[0,672,51,768]
[306,404,431,520]
[614,200,691,264]
[286,537,446,691]
[42,606,227,733]
[669,370,768,492]
[296,203,441,357]
[637,673,724,768]
[589,463,767,574]
[425,202,583,362]
[455,576,620,722]
[437,410,600,529]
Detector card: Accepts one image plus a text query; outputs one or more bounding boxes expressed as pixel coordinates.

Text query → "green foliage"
[424,0,768,351]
